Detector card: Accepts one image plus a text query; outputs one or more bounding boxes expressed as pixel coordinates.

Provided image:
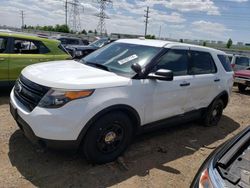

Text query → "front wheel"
[82,111,134,164]
[202,99,224,127]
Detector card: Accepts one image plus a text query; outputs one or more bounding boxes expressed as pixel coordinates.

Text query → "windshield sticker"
[118,54,138,65]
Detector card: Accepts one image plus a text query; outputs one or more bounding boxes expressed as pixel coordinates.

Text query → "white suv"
[10,39,234,164]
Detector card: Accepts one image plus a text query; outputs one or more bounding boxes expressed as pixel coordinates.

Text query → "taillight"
[231,64,235,68]
[199,169,214,188]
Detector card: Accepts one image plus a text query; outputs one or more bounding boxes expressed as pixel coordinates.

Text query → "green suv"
[0,32,71,86]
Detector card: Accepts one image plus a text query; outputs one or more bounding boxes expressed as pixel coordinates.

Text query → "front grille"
[14,75,50,112]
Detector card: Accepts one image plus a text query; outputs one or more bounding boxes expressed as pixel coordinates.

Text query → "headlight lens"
[38,89,94,108]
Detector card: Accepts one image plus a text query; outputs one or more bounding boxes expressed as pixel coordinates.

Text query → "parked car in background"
[191,126,250,188]
[66,38,116,59]
[0,31,71,86]
[230,54,250,71]
[10,39,233,164]
[51,36,89,47]
[234,67,250,92]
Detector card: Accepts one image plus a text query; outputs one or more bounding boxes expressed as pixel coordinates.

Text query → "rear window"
[58,44,70,54]
[218,55,233,72]
[235,57,250,66]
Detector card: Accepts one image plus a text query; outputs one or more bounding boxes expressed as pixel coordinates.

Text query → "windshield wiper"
[85,62,110,72]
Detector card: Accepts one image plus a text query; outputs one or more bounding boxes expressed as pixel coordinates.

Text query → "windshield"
[80,42,161,76]
[89,38,108,48]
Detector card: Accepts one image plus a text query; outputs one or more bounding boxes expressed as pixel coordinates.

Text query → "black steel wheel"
[202,99,224,127]
[82,111,133,164]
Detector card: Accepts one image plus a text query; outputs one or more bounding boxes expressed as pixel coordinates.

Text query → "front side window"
[0,37,8,53]
[13,39,49,54]
[81,42,161,76]
[152,49,189,76]
[235,57,250,66]
[189,51,216,75]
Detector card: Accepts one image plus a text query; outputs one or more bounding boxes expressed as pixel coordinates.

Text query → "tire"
[202,99,224,127]
[82,111,134,164]
[238,84,247,93]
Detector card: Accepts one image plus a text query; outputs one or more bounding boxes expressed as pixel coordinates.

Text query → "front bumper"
[9,101,79,150]
[234,77,250,86]
[9,89,94,149]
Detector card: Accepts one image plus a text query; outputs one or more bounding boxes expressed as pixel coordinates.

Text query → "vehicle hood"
[66,45,97,50]
[21,60,131,90]
[234,69,250,77]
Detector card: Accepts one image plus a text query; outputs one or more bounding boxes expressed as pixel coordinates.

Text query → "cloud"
[136,0,220,15]
[192,20,232,37]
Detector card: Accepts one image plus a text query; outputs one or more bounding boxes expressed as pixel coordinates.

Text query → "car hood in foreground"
[21,60,131,90]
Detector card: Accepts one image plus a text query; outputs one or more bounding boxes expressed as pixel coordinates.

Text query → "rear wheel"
[202,99,224,127]
[238,84,247,93]
[82,111,133,164]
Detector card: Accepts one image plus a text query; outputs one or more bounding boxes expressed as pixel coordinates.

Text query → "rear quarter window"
[217,55,233,72]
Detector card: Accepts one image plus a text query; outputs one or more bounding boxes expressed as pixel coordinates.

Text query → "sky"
[0,0,250,43]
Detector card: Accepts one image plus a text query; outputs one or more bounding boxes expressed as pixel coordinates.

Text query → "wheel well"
[217,91,229,109]
[77,105,141,146]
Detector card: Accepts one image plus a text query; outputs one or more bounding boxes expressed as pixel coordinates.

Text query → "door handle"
[0,58,5,61]
[214,78,220,82]
[180,82,190,87]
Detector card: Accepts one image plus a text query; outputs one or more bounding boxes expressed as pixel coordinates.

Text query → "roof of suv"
[117,38,225,54]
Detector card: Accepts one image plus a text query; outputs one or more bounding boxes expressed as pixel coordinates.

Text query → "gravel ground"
[0,87,249,188]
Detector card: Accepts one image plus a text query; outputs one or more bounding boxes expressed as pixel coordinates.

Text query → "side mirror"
[148,69,174,81]
[131,63,142,74]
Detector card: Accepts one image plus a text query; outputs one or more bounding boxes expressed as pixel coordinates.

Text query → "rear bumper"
[9,102,80,150]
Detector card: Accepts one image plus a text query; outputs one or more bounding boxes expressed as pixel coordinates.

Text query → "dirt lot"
[0,87,249,188]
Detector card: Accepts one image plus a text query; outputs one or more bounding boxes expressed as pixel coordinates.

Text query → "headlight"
[38,89,94,108]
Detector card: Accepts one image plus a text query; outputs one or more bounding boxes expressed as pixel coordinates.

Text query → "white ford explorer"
[10,39,234,164]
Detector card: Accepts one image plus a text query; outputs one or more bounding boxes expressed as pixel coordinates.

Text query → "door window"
[0,37,8,53]
[189,51,216,75]
[152,49,189,76]
[13,39,49,54]
[235,57,250,66]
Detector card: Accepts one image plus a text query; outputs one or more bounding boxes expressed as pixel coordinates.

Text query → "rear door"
[186,48,220,111]
[8,38,53,81]
[0,36,9,82]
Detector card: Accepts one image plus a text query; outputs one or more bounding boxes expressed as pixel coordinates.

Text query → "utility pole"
[144,6,149,37]
[65,0,68,26]
[20,10,24,31]
[96,0,113,36]
[158,25,161,39]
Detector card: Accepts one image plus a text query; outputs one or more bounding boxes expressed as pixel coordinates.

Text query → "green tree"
[94,29,97,35]
[88,30,93,33]
[203,41,207,46]
[145,35,156,39]
[226,38,233,48]
[179,39,183,43]
[81,29,87,35]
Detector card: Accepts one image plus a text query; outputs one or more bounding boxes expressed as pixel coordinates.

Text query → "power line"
[96,0,113,36]
[144,6,149,36]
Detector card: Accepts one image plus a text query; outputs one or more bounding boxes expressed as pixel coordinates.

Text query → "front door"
[144,48,192,124]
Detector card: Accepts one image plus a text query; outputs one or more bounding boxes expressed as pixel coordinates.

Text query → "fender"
[76,104,141,146]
